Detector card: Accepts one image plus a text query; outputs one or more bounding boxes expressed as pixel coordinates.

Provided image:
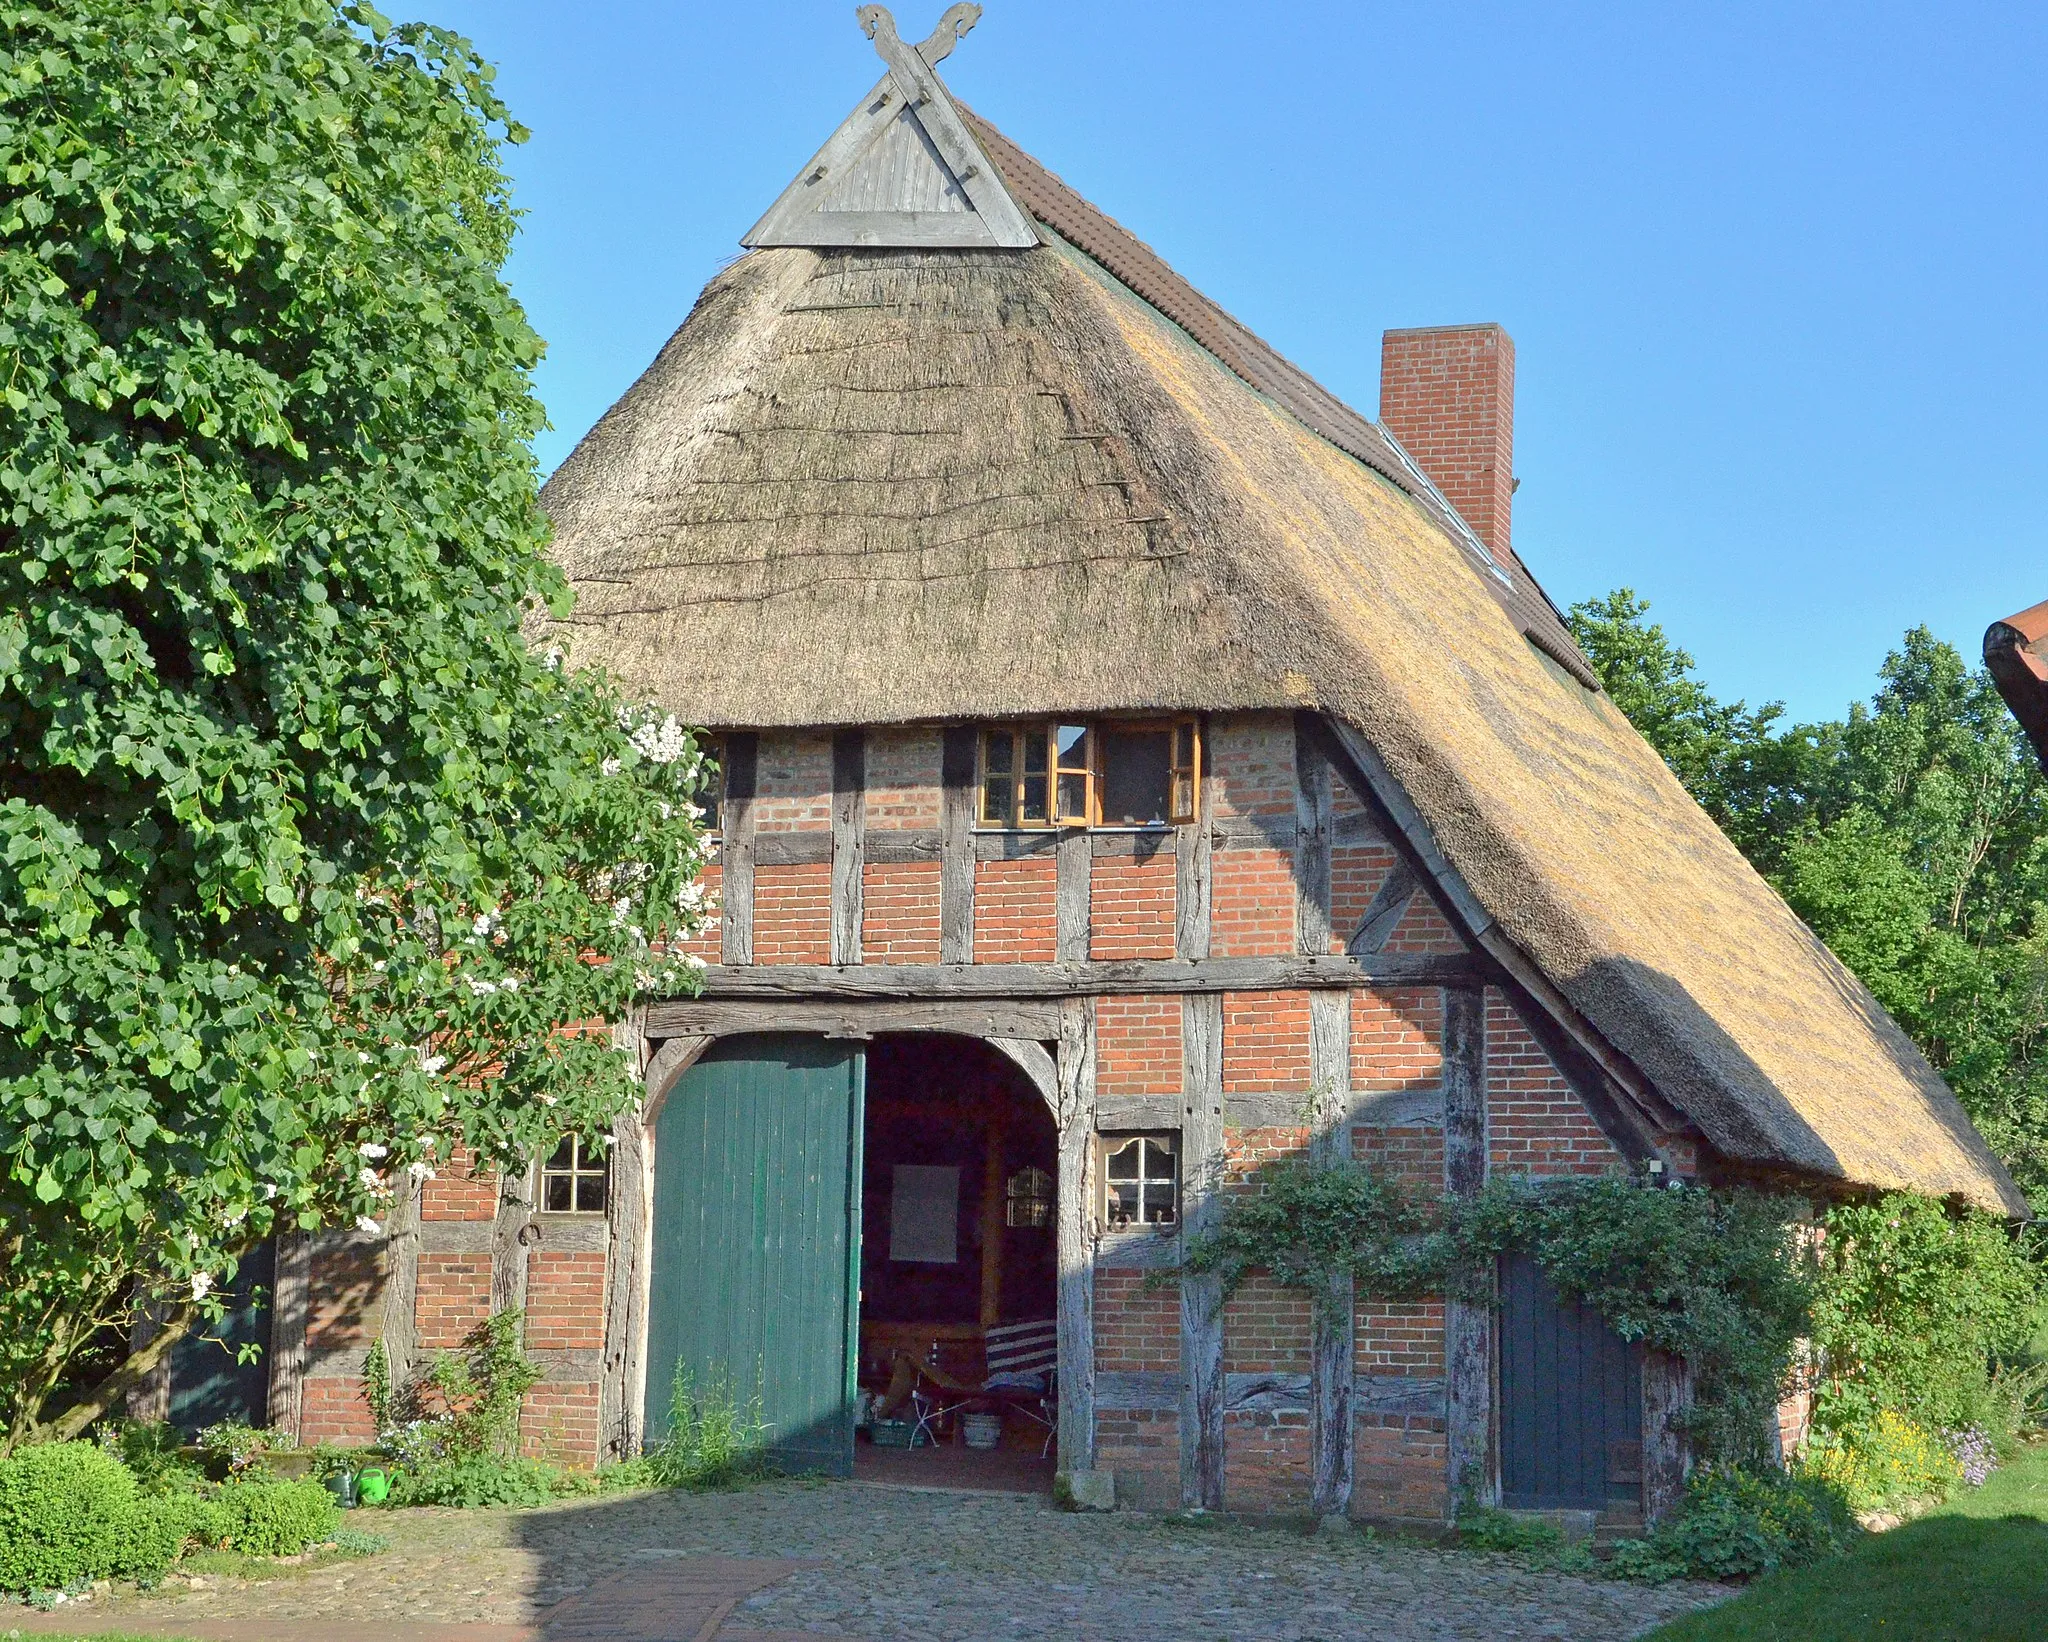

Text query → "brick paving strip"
[3,1555,814,1642]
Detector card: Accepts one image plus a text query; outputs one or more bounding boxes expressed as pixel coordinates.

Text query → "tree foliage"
[1569,592,2048,1212]
[0,1,709,1444]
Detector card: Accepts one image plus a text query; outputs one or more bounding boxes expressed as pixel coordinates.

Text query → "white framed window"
[1100,1133,1178,1229]
[541,1134,609,1214]
[978,719,1200,829]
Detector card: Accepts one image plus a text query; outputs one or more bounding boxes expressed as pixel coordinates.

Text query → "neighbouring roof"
[1987,600,2048,774]
[534,38,2024,1217]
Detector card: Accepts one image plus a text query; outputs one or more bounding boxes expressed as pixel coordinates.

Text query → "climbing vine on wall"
[1167,1160,1816,1464]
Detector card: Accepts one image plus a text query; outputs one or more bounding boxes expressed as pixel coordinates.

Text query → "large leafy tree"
[1569,593,2048,1212]
[0,1,710,1446]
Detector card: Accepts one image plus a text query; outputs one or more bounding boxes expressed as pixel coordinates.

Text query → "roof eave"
[1987,600,2048,775]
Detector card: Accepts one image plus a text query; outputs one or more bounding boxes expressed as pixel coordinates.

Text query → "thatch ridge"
[536,193,2022,1219]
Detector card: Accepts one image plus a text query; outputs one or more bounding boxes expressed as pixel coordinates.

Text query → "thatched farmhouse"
[188,7,2021,1526]
[1989,599,2048,771]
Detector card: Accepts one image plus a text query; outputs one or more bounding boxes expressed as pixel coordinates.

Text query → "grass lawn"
[1645,1441,2048,1641]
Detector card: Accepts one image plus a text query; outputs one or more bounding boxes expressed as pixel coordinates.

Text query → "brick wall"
[1094,1270,1177,1372]
[865,728,941,828]
[415,1252,492,1349]
[754,732,832,830]
[1089,851,1176,960]
[1354,1414,1449,1520]
[1224,1410,1312,1512]
[1356,1298,1446,1377]
[676,857,723,962]
[1486,990,1622,1176]
[521,1381,601,1467]
[1329,840,1397,954]
[1097,1410,1178,1509]
[1223,992,1314,1095]
[526,1250,608,1351]
[300,1375,378,1446]
[1094,994,1181,1095]
[1221,1274,1310,1373]
[753,863,831,965]
[1209,713,1296,957]
[974,857,1057,963]
[306,1237,384,1351]
[1384,890,1466,955]
[863,861,942,963]
[423,1146,499,1221]
[1352,987,1444,1092]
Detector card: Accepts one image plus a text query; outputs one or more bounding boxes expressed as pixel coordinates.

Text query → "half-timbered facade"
[230,8,2023,1527]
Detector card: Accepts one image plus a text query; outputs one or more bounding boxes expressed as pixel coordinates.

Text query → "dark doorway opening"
[854,1034,1058,1494]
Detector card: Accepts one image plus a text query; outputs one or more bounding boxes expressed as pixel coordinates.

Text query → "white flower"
[601,757,622,777]
[408,1159,437,1183]
[536,1093,558,1107]
[356,1216,382,1235]
[421,1053,448,1074]
[612,896,633,927]
[498,975,521,992]
[191,1273,214,1302]
[629,713,691,765]
[543,646,563,671]
[358,1051,372,1064]
[473,910,499,937]
[468,978,499,997]
[358,1142,389,1159]
[358,1166,384,1191]
[372,960,386,973]
[683,953,707,971]
[260,1182,279,1200]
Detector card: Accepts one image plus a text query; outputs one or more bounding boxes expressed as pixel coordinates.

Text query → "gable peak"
[742,5,1039,252]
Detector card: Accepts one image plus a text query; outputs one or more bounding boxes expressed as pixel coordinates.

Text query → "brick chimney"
[1379,324,1516,555]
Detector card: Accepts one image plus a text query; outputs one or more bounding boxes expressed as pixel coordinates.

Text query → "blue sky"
[427,0,2046,724]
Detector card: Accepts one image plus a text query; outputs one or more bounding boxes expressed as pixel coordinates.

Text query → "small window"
[697,737,724,833]
[1006,1165,1053,1228]
[978,720,1200,828]
[541,1135,609,1214]
[1101,1134,1178,1230]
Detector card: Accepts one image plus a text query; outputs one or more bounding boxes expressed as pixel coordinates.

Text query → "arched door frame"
[600,1008,1097,1476]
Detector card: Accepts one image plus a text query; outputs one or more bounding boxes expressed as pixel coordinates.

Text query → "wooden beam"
[1056,828,1091,962]
[1179,991,1226,1510]
[266,1232,311,1442]
[1642,1349,1695,1524]
[126,1295,172,1424]
[1348,859,1418,956]
[381,1178,422,1390]
[1294,712,1333,957]
[676,953,1480,1005]
[831,730,866,967]
[1177,742,1213,962]
[1442,985,1493,1512]
[980,1108,1005,1328]
[720,733,758,967]
[941,727,977,963]
[490,1167,534,1325]
[1309,988,1355,1519]
[1054,998,1098,1475]
[648,998,1062,1042]
[990,1036,1059,1113]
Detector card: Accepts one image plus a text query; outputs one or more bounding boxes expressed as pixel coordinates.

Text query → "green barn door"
[645,1035,864,1477]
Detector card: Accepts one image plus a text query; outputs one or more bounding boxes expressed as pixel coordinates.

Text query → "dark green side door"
[169,1238,274,1437]
[645,1035,864,1477]
[1500,1251,1643,1509]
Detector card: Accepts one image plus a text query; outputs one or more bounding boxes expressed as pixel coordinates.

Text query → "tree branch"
[41,1301,197,1443]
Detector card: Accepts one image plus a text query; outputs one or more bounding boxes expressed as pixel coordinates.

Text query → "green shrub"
[0,1441,137,1592]
[385,1456,562,1509]
[642,1361,773,1490]
[211,1479,337,1557]
[1453,1507,1563,1555]
[1608,1465,1860,1583]
[117,1493,225,1585]
[104,1421,203,1498]
[1799,1410,1962,1512]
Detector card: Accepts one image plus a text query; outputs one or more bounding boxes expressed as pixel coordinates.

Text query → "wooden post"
[1056,828,1091,962]
[1179,991,1226,1510]
[980,1107,1006,1328]
[1177,729,1213,963]
[490,1166,534,1319]
[267,1231,312,1442]
[381,1178,422,1392]
[1309,988,1355,1519]
[940,726,978,963]
[721,732,758,966]
[1442,985,1492,1512]
[1054,998,1098,1475]
[1642,1349,1694,1523]
[831,729,866,966]
[1294,714,1332,958]
[126,1295,173,1425]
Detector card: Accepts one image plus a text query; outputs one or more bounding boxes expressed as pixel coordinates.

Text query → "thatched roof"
[536,106,2023,1217]
[1988,599,2048,774]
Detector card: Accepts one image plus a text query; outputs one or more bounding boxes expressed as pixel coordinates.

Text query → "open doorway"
[854,1034,1059,1494]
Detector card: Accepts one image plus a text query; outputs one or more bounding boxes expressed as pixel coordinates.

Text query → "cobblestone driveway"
[40,1480,1727,1641]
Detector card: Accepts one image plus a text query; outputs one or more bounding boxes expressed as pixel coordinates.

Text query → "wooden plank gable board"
[743,5,1037,251]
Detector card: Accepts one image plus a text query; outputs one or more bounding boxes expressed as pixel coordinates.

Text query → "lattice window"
[541,1134,609,1214]
[978,720,1199,828]
[1100,1134,1178,1229]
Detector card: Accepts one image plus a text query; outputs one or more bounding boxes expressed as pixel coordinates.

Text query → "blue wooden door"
[1499,1251,1643,1509]
[169,1238,274,1436]
[645,1035,864,1477]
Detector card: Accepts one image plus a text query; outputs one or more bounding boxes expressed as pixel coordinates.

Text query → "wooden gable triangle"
[743,5,1038,251]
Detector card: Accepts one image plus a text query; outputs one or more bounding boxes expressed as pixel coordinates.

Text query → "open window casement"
[977,719,1201,828]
